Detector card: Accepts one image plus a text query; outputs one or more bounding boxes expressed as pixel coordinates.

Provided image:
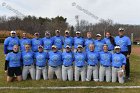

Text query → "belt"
[50,65,61,68]
[24,65,32,66]
[101,65,109,67]
[77,66,84,68]
[113,66,120,68]
[37,66,45,67]
[64,65,72,67]
[88,64,96,67]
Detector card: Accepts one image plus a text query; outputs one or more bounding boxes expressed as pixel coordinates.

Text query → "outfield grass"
[0,44,140,93]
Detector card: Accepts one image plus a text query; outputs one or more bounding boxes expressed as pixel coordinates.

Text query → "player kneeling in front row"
[99,44,112,82]
[35,45,48,80]
[62,45,74,81]
[74,45,86,81]
[112,46,126,84]
[5,45,22,82]
[22,44,35,80]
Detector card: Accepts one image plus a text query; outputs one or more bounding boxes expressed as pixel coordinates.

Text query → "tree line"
[0,16,139,41]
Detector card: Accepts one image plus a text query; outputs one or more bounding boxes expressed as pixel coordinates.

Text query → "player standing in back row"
[115,28,131,80]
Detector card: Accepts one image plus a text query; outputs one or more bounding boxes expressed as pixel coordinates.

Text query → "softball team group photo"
[4,27,131,84]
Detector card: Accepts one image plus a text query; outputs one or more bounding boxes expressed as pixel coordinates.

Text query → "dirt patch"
[132,46,140,56]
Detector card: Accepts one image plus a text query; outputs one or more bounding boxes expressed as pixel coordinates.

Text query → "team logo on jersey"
[65,38,71,43]
[53,55,59,61]
[96,42,103,51]
[76,55,84,61]
[117,40,125,47]
[37,55,45,62]
[44,40,51,45]
[114,57,120,63]
[10,40,18,45]
[102,54,110,61]
[55,38,61,43]
[23,54,31,62]
[88,54,96,61]
[22,40,29,45]
[65,55,72,62]
[85,40,93,45]
[11,54,20,63]
[34,40,40,45]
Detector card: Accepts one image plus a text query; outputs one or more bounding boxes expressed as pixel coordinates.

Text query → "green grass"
[0,44,140,92]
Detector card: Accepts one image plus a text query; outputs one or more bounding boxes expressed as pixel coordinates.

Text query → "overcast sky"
[0,0,140,25]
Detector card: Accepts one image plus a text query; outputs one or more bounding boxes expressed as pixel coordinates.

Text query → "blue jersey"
[115,36,131,52]
[104,37,114,51]
[4,36,20,54]
[31,38,43,52]
[74,52,87,66]
[48,51,62,66]
[87,51,99,66]
[112,53,126,67]
[42,37,53,50]
[74,37,84,49]
[20,38,31,51]
[94,39,106,52]
[62,51,74,66]
[84,38,94,52]
[22,51,34,65]
[35,52,48,67]
[52,36,63,49]
[99,51,112,66]
[63,36,74,48]
[6,52,21,67]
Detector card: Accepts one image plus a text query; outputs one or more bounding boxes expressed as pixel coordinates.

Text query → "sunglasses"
[25,47,30,48]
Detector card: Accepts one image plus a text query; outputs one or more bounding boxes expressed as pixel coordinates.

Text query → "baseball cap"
[10,31,16,34]
[118,27,125,31]
[52,45,57,48]
[96,34,102,37]
[76,31,81,34]
[45,31,50,35]
[66,45,71,48]
[65,30,70,33]
[34,32,39,35]
[38,45,43,48]
[114,46,121,49]
[55,30,60,33]
[77,45,83,48]
[23,33,26,35]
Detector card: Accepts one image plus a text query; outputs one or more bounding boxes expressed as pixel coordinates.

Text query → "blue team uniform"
[20,38,31,51]
[74,37,84,49]
[22,51,34,66]
[4,36,20,54]
[52,36,63,50]
[74,52,87,67]
[63,36,74,48]
[48,51,62,67]
[99,51,112,67]
[115,36,131,52]
[112,53,126,68]
[87,51,99,66]
[84,38,94,52]
[62,51,74,66]
[94,39,106,52]
[31,38,43,52]
[104,37,114,51]
[35,52,48,67]
[6,52,21,67]
[42,37,53,50]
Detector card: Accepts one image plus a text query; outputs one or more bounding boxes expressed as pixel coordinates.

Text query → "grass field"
[0,44,140,93]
